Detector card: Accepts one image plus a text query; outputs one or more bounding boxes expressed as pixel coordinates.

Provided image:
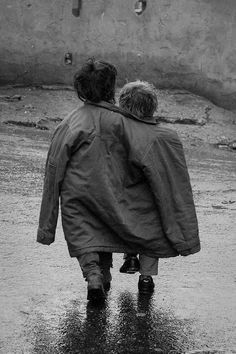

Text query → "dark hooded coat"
[37,101,200,258]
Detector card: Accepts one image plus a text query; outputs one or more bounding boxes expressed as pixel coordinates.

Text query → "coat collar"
[85,101,158,125]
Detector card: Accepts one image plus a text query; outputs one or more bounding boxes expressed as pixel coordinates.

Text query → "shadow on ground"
[31,292,193,354]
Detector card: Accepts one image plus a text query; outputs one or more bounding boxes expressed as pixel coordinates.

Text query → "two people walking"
[37,58,200,303]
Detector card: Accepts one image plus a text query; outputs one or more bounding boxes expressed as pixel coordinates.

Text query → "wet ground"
[0,89,236,353]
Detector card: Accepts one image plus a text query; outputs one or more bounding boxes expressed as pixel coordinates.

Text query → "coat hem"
[68,245,179,259]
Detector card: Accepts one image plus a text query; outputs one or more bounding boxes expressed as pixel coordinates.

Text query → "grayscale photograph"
[0,1,235,353]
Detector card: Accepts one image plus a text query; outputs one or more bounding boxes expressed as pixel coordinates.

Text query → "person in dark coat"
[118,80,160,293]
[118,80,201,294]
[37,59,200,303]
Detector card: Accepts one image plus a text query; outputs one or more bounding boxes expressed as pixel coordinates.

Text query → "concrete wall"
[1,0,236,109]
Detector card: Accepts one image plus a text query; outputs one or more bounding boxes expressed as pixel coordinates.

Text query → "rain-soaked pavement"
[0,124,236,354]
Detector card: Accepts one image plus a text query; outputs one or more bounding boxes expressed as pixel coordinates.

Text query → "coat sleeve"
[37,123,76,245]
[141,132,200,255]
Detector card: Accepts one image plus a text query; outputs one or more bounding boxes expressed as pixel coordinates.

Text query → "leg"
[77,252,102,280]
[77,252,105,302]
[138,255,159,294]
[98,252,113,291]
[139,254,159,276]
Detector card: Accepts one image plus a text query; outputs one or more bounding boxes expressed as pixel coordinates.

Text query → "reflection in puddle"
[32,292,192,353]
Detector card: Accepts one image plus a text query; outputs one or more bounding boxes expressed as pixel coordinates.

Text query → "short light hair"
[118,80,157,119]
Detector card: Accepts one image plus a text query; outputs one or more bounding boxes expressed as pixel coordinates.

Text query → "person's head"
[118,80,157,119]
[73,58,117,103]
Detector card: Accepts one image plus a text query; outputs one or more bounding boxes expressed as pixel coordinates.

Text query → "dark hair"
[73,58,117,103]
[118,80,157,119]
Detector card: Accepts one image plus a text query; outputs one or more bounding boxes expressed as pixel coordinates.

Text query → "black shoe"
[87,275,106,303]
[87,288,106,303]
[138,276,155,294]
[119,256,140,274]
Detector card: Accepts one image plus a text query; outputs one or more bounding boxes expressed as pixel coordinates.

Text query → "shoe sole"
[120,269,139,274]
[138,285,155,294]
[138,288,154,294]
[87,288,106,302]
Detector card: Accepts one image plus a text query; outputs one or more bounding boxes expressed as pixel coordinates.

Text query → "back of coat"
[57,102,200,258]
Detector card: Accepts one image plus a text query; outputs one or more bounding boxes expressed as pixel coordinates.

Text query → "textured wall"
[1,0,236,109]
